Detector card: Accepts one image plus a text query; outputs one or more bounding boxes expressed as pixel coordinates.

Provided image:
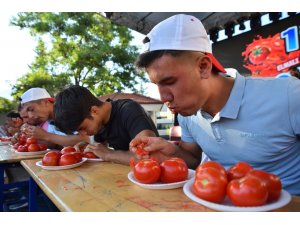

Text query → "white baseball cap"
[20,87,54,104]
[143,14,226,73]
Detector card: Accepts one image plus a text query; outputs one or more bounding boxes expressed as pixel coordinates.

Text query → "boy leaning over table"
[54,85,159,166]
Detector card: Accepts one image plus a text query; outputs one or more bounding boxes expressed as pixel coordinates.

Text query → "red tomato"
[17,145,27,152]
[26,137,37,145]
[135,143,149,157]
[42,151,62,166]
[247,170,282,202]
[59,153,79,166]
[227,176,268,207]
[160,157,188,183]
[13,143,20,150]
[192,167,228,203]
[227,161,253,181]
[61,146,76,154]
[249,46,270,64]
[28,143,40,152]
[72,152,83,162]
[38,144,48,151]
[133,159,161,184]
[83,152,98,158]
[18,135,26,145]
[196,161,226,177]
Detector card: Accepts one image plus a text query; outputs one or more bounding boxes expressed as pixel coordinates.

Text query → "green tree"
[0,97,16,113]
[10,12,146,98]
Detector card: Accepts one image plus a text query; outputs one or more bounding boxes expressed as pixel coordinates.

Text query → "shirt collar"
[219,73,245,119]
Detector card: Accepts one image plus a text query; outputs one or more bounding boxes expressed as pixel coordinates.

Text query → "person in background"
[18,87,89,147]
[289,65,300,79]
[0,111,23,137]
[130,14,300,195]
[54,85,159,166]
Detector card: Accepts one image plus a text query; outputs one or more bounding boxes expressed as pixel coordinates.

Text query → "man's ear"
[90,105,99,116]
[197,55,212,79]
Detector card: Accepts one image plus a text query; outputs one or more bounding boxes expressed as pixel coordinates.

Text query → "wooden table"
[0,144,44,211]
[21,159,300,212]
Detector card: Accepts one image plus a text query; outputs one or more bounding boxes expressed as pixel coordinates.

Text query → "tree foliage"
[10,12,146,98]
[0,97,16,113]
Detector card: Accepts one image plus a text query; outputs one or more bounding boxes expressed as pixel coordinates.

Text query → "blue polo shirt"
[179,73,300,195]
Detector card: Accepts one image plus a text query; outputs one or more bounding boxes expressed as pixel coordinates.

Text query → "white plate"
[183,179,292,212]
[128,169,195,190]
[83,157,104,162]
[36,158,87,170]
[0,141,11,145]
[14,148,50,156]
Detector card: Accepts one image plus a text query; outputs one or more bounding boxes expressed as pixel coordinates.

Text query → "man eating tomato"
[18,87,89,148]
[130,14,300,196]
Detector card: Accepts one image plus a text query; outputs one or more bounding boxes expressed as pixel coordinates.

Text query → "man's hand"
[129,136,178,163]
[83,142,113,161]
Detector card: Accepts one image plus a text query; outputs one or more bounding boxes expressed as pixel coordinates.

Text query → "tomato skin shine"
[59,153,79,166]
[160,157,188,183]
[226,161,253,181]
[42,151,62,166]
[26,137,37,145]
[196,161,227,177]
[134,159,161,184]
[247,170,282,202]
[227,176,268,207]
[28,143,40,152]
[61,146,76,154]
[193,167,228,203]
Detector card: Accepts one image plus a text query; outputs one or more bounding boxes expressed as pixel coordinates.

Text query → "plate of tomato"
[183,179,291,212]
[128,169,195,190]
[36,158,87,170]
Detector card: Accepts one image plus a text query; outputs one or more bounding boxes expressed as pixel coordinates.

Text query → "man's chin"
[178,111,195,117]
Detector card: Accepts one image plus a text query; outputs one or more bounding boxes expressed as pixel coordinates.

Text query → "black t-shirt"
[94,99,158,150]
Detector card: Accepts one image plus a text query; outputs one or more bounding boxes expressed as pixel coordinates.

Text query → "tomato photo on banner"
[242,27,300,77]
[212,13,300,78]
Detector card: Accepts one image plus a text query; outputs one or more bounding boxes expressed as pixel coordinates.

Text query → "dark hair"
[289,65,299,72]
[6,111,21,119]
[135,50,220,74]
[54,85,103,134]
[135,50,187,69]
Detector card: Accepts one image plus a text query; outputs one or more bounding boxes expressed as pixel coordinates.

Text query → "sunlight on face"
[147,53,208,116]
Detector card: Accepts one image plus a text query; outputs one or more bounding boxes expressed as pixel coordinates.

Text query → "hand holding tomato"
[135,143,149,157]
[130,136,178,163]
[83,142,111,160]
